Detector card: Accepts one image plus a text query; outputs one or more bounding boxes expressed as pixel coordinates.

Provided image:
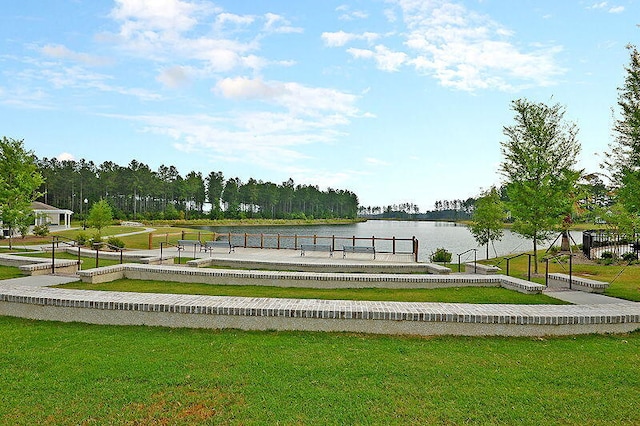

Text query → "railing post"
[332,235,335,251]
[51,237,56,275]
[277,234,280,250]
[244,233,247,248]
[120,248,123,264]
[294,234,298,250]
[527,254,532,281]
[314,234,317,244]
[148,233,153,249]
[95,244,99,269]
[77,246,81,271]
[506,258,510,277]
[474,250,477,273]
[392,237,396,254]
[569,254,573,289]
[414,237,418,263]
[545,258,549,287]
[458,253,462,272]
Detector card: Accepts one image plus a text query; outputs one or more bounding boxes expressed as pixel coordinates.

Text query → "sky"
[1,0,638,212]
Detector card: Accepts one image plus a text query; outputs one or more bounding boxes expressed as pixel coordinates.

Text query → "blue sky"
[1,1,638,211]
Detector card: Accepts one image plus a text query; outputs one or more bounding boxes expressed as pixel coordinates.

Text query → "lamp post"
[83,198,88,229]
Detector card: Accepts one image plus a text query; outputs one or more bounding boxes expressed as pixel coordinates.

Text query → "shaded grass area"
[56,279,568,304]
[483,252,640,302]
[0,316,638,425]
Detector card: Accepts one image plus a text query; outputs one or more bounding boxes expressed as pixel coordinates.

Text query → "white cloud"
[108,0,261,74]
[263,13,303,34]
[347,45,407,72]
[114,110,344,167]
[382,0,566,91]
[216,12,255,28]
[157,66,191,88]
[588,2,609,9]
[110,0,210,34]
[214,77,361,116]
[321,31,380,47]
[335,4,368,21]
[40,44,111,66]
[587,2,624,13]
[56,152,76,161]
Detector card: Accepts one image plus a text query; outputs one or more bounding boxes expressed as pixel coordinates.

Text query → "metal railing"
[51,235,81,274]
[150,231,420,262]
[505,253,533,281]
[544,254,573,289]
[91,241,124,269]
[583,229,640,260]
[457,248,477,272]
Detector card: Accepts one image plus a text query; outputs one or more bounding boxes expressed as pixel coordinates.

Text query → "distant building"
[31,201,74,229]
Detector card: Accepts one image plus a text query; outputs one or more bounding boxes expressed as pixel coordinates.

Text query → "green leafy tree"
[0,137,44,249]
[603,44,640,220]
[469,187,506,259]
[500,99,581,273]
[87,199,113,237]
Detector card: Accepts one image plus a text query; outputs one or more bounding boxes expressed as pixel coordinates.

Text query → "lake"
[192,220,583,263]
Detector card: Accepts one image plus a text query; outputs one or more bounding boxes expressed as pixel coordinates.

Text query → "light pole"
[83,198,88,229]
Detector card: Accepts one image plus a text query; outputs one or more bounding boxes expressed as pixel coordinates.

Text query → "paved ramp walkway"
[543,289,636,305]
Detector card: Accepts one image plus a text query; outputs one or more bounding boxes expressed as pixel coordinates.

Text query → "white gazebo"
[31,201,74,229]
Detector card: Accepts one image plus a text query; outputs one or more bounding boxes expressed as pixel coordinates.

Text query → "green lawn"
[0,316,638,425]
[0,265,25,280]
[56,279,568,304]
[12,251,122,269]
[483,251,640,301]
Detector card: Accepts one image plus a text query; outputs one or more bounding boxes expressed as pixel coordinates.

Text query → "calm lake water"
[192,220,583,263]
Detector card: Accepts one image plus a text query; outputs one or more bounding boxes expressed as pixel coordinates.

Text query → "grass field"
[0,265,25,280]
[56,279,568,304]
[12,251,123,269]
[483,252,640,302]
[0,316,638,425]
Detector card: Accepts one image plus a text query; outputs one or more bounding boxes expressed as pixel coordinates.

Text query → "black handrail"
[91,241,125,268]
[160,241,180,264]
[457,248,478,273]
[544,253,574,288]
[505,253,533,281]
[51,236,82,274]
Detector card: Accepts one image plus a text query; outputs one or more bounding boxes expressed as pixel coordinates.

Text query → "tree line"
[358,199,477,220]
[35,158,358,220]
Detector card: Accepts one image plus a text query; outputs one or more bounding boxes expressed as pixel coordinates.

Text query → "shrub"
[75,232,89,247]
[32,223,50,237]
[90,232,103,247]
[431,247,452,263]
[600,251,616,260]
[107,237,125,249]
[622,251,638,262]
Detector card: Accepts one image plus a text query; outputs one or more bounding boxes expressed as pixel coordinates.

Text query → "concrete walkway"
[543,289,636,305]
